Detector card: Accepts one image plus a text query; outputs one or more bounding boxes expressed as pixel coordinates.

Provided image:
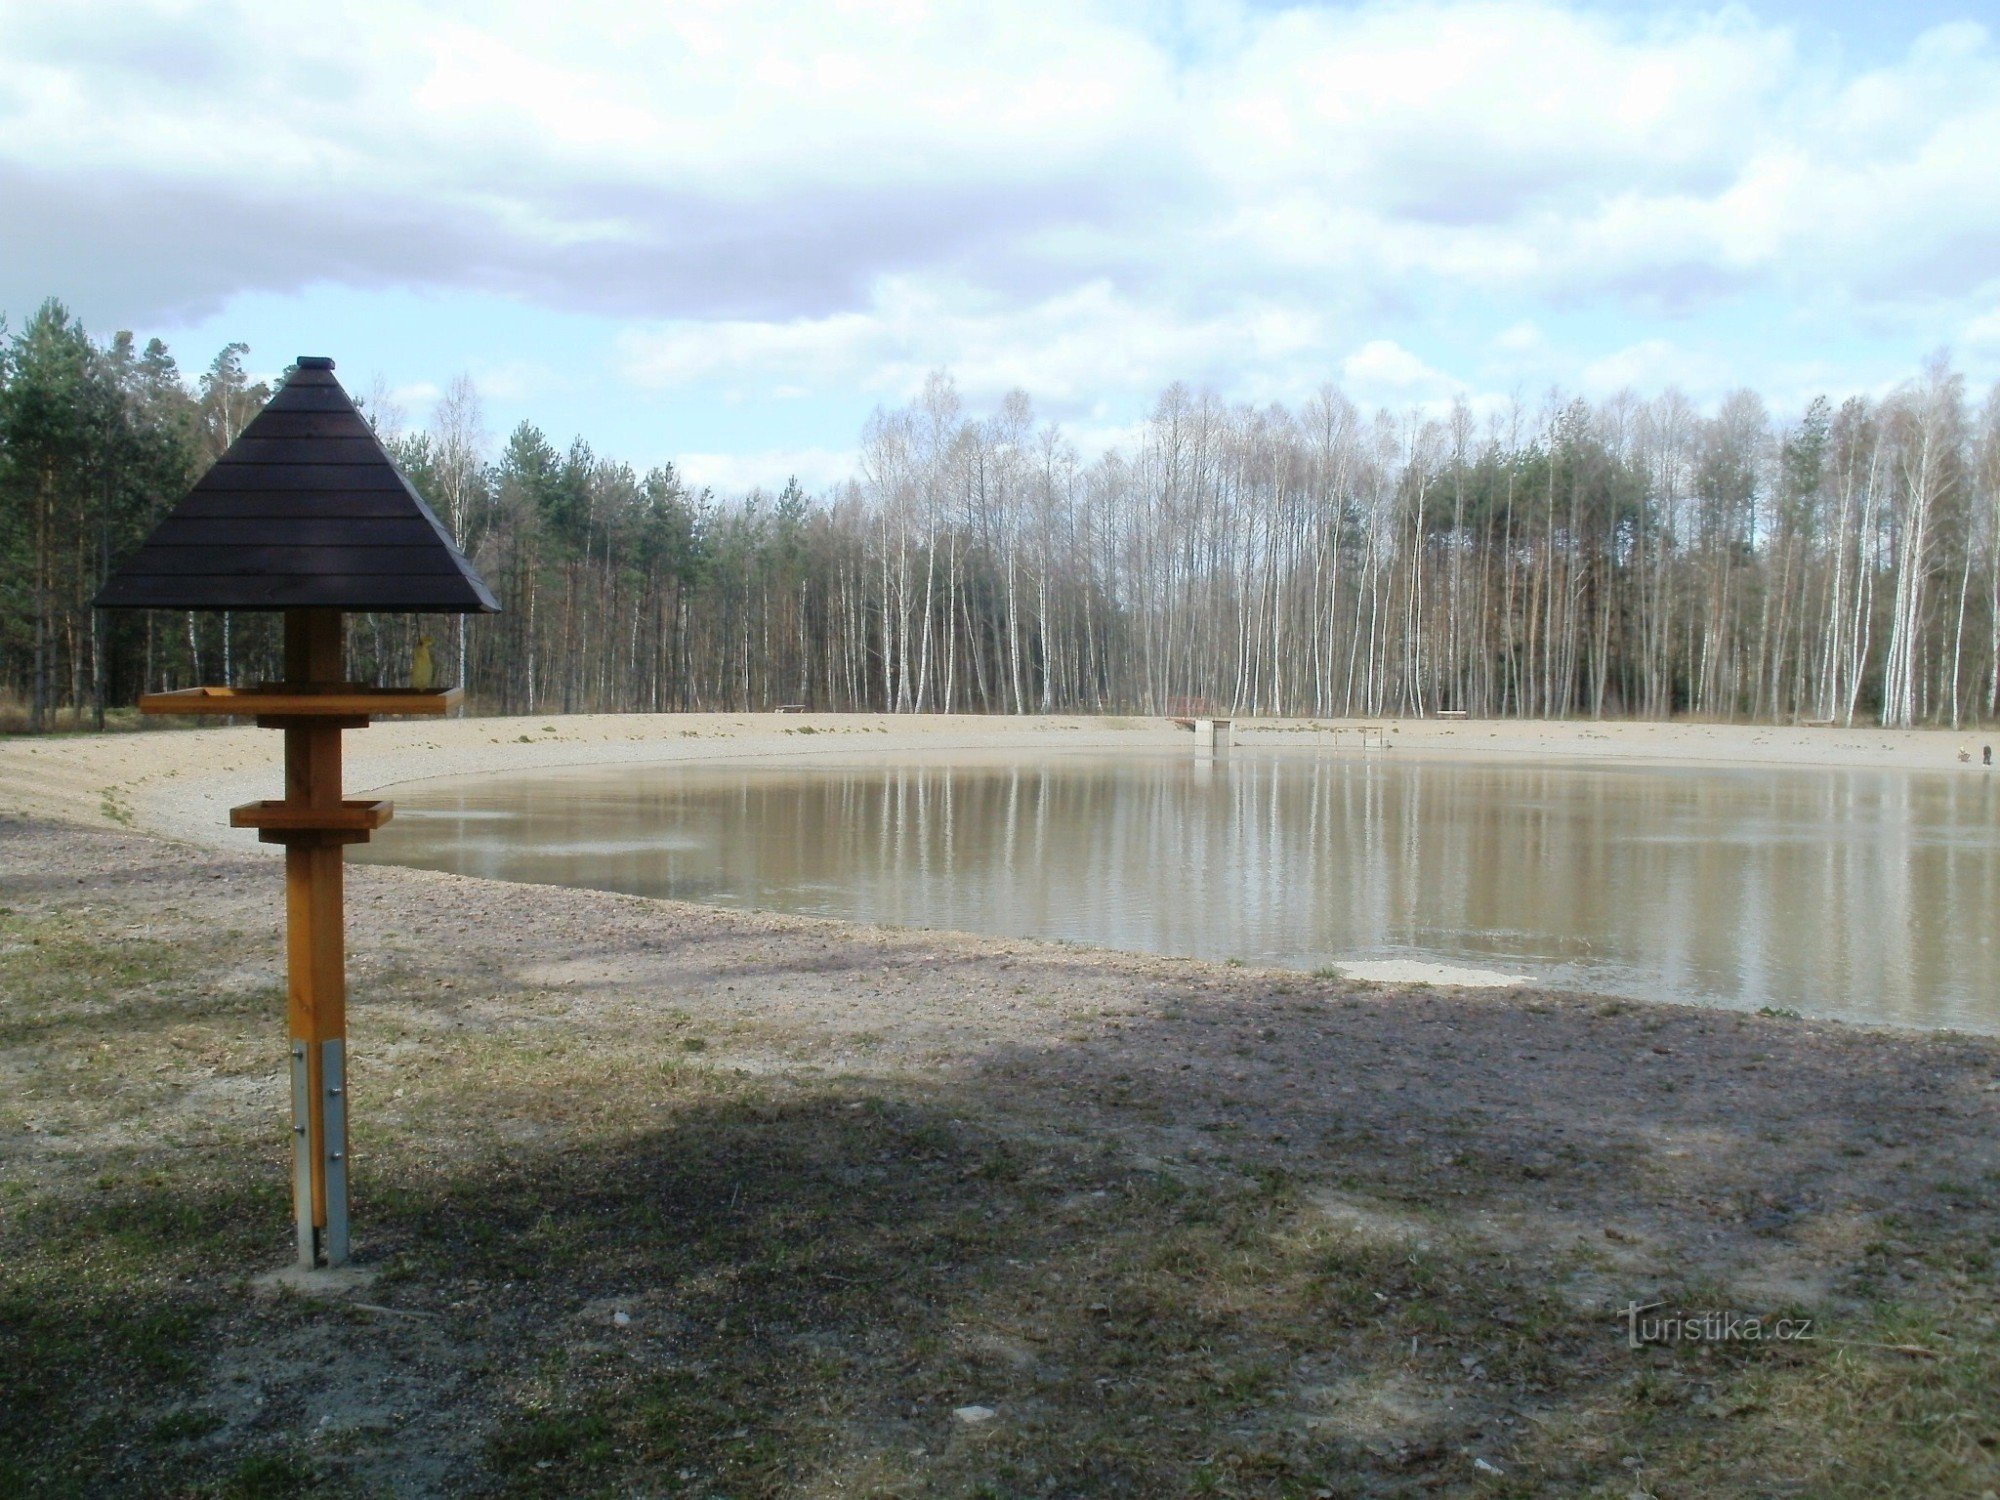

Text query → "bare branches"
[6,329,1999,730]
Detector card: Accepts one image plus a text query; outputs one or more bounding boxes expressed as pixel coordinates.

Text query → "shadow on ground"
[4,819,1999,1497]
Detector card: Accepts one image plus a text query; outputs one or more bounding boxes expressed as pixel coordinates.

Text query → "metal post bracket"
[320,1038,350,1268]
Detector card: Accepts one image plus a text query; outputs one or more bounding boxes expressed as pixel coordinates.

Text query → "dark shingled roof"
[95,357,499,613]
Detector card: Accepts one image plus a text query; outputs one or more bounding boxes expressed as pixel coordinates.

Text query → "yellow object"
[411,635,437,692]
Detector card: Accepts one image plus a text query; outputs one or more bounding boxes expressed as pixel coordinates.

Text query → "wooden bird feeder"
[96,356,499,1269]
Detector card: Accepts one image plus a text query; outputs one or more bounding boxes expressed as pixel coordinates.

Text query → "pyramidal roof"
[96,357,499,614]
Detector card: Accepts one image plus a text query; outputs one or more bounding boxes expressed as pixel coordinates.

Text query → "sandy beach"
[3,715,1999,1495]
[1,709,1986,852]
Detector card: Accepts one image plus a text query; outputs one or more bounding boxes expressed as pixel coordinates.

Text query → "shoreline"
[0,711,1987,854]
[6,709,1990,1023]
[4,710,1988,1027]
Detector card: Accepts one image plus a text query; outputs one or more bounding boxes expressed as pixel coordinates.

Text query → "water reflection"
[355,752,2000,1031]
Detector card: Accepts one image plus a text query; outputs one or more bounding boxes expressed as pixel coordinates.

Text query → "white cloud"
[8,3,1998,317]
[1195,2,1790,209]
[1341,340,1458,403]
[619,277,1330,412]
[469,359,557,403]
[1966,304,2000,350]
[1491,322,1548,357]
[677,446,857,495]
[1060,415,1154,465]
[1580,338,1734,399]
[391,380,441,408]
[3,0,1998,451]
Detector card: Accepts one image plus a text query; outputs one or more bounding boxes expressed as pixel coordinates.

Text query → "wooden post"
[282,609,351,1268]
[136,621,460,1268]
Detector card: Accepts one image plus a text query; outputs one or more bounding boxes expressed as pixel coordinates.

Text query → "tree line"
[3,296,1997,729]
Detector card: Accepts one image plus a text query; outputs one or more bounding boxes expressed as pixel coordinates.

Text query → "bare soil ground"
[5,808,2000,1498]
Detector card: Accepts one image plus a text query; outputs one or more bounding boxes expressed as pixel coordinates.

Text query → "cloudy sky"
[4,0,1998,489]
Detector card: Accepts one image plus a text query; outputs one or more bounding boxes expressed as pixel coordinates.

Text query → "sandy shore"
[0,710,1985,853]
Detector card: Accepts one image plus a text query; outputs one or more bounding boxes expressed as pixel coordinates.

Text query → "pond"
[354,750,2000,1031]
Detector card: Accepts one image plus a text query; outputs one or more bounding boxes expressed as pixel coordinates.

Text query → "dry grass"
[3,818,1999,1497]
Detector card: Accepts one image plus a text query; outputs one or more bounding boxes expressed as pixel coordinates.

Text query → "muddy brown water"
[355,750,2000,1031]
